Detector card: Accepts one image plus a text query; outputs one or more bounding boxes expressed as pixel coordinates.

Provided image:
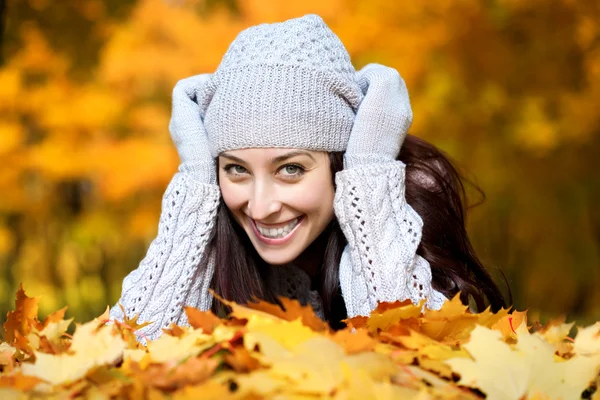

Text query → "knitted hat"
[199,14,363,157]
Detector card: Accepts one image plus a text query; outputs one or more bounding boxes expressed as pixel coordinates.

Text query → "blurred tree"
[0,0,598,325]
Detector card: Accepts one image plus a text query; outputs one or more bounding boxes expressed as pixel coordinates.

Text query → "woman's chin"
[255,248,300,266]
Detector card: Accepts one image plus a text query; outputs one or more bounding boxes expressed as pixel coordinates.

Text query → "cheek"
[290,177,335,215]
[219,180,246,211]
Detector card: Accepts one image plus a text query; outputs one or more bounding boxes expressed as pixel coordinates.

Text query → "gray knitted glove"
[345,64,413,168]
[169,74,216,183]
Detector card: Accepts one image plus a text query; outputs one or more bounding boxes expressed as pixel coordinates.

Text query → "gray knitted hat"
[199,14,363,157]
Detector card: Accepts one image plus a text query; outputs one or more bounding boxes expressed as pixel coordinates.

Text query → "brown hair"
[210,134,510,326]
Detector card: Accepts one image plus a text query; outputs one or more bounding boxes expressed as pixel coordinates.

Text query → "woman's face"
[218,148,335,266]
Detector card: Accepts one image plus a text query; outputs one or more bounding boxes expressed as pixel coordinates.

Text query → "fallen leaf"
[331,327,377,354]
[3,285,39,344]
[131,356,219,391]
[447,324,600,400]
[20,321,126,386]
[247,297,330,332]
[146,327,213,364]
[574,323,600,356]
[0,374,42,390]
[184,306,221,334]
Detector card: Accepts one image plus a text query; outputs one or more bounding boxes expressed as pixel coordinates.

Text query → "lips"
[255,217,301,239]
[250,215,305,245]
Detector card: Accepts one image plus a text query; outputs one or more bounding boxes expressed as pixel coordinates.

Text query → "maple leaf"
[3,284,39,344]
[418,294,486,345]
[20,320,126,386]
[491,310,528,340]
[364,299,423,333]
[184,306,221,334]
[37,318,72,342]
[387,329,469,379]
[31,306,68,333]
[247,297,330,332]
[162,323,187,338]
[118,303,152,332]
[210,290,283,323]
[574,323,600,356]
[0,374,43,391]
[446,324,600,400]
[146,326,227,364]
[130,356,219,391]
[244,318,318,356]
[94,306,111,324]
[223,345,260,373]
[331,327,378,354]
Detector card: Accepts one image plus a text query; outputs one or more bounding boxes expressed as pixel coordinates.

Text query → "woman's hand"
[345,64,413,168]
[169,74,216,183]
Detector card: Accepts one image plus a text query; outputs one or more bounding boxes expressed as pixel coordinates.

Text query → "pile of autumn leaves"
[1,287,599,400]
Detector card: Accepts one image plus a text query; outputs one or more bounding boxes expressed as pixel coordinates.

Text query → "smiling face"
[218,148,335,266]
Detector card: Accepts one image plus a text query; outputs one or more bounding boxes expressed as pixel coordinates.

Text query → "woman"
[110,14,508,341]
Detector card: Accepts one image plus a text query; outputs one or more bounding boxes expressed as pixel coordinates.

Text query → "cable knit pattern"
[110,161,446,341]
[109,173,220,341]
[334,161,445,316]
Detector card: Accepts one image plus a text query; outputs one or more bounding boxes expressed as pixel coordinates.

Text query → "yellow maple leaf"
[365,300,423,333]
[574,323,600,356]
[146,327,214,364]
[20,320,126,386]
[245,317,317,352]
[491,310,528,340]
[388,329,469,378]
[446,324,600,400]
[34,318,73,344]
[246,297,330,332]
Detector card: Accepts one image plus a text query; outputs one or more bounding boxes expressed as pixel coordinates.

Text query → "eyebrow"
[219,150,316,165]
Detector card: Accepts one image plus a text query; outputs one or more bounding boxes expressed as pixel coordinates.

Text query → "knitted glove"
[169,74,216,184]
[345,64,413,168]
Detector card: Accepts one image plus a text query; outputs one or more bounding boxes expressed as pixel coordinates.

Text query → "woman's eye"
[279,164,305,177]
[224,164,248,175]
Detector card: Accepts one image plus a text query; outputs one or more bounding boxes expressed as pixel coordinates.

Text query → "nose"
[247,179,282,221]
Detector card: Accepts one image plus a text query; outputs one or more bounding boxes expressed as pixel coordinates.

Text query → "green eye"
[224,164,248,175]
[279,164,305,177]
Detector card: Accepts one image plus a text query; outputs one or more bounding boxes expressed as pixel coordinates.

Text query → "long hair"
[210,134,509,325]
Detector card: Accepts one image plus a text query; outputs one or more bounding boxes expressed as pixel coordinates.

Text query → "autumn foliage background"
[0,0,599,325]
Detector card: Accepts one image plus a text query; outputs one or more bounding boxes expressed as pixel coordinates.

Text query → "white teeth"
[256,217,300,239]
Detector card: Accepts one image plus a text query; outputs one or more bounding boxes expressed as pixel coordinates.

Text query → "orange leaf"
[247,297,330,332]
[492,310,528,340]
[223,346,260,373]
[184,307,221,334]
[3,284,39,343]
[95,306,111,324]
[0,373,43,390]
[330,328,377,354]
[43,306,68,327]
[118,303,153,332]
[163,324,186,338]
[132,356,219,391]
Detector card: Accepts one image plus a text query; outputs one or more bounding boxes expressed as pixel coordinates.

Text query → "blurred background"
[0,0,598,325]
